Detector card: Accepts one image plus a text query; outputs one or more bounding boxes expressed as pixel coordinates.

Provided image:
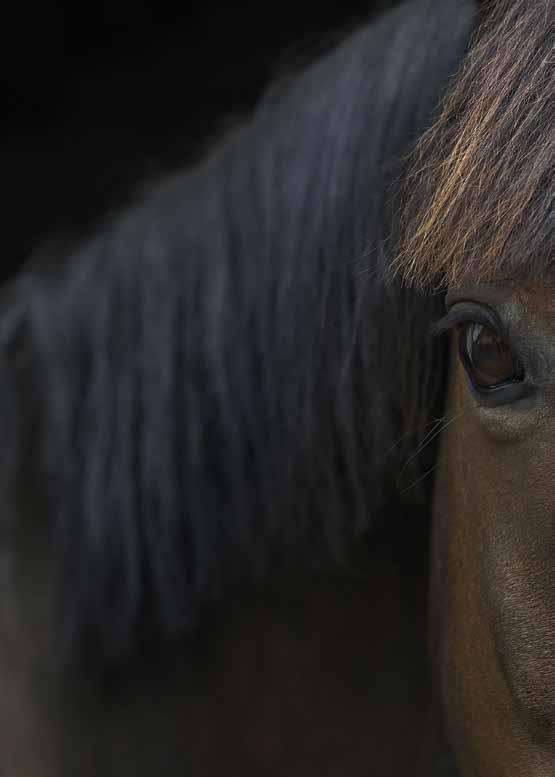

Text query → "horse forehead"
[516,284,555,316]
[466,282,555,321]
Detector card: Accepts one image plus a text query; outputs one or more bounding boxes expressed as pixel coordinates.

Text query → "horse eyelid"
[428,310,478,340]
[429,305,509,343]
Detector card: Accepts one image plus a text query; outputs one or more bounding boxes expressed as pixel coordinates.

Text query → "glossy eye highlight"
[457,321,524,392]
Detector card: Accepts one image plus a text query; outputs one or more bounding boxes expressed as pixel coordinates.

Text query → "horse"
[0,0,552,775]
[396,0,554,773]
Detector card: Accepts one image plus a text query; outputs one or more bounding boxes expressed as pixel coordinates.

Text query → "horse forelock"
[393,0,554,291]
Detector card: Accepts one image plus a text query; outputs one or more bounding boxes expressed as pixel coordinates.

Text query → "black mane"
[0,0,476,662]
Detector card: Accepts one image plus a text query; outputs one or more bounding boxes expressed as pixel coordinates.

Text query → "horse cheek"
[429,351,535,776]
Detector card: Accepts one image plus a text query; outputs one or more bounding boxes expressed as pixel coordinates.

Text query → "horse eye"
[458,322,523,391]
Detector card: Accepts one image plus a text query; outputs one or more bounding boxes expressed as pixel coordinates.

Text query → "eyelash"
[431,307,503,341]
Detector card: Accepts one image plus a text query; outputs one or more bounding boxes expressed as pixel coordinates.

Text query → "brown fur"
[393,0,554,290]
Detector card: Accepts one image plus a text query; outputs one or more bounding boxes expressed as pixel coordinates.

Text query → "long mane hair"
[0,0,477,664]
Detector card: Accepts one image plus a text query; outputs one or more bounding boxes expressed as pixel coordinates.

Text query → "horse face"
[431,283,555,775]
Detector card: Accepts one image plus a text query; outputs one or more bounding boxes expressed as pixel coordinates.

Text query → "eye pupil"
[458,322,522,390]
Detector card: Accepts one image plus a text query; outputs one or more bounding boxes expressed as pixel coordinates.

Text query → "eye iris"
[458,322,521,390]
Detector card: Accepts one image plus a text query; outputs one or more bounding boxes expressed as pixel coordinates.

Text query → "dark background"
[2,1,399,282]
